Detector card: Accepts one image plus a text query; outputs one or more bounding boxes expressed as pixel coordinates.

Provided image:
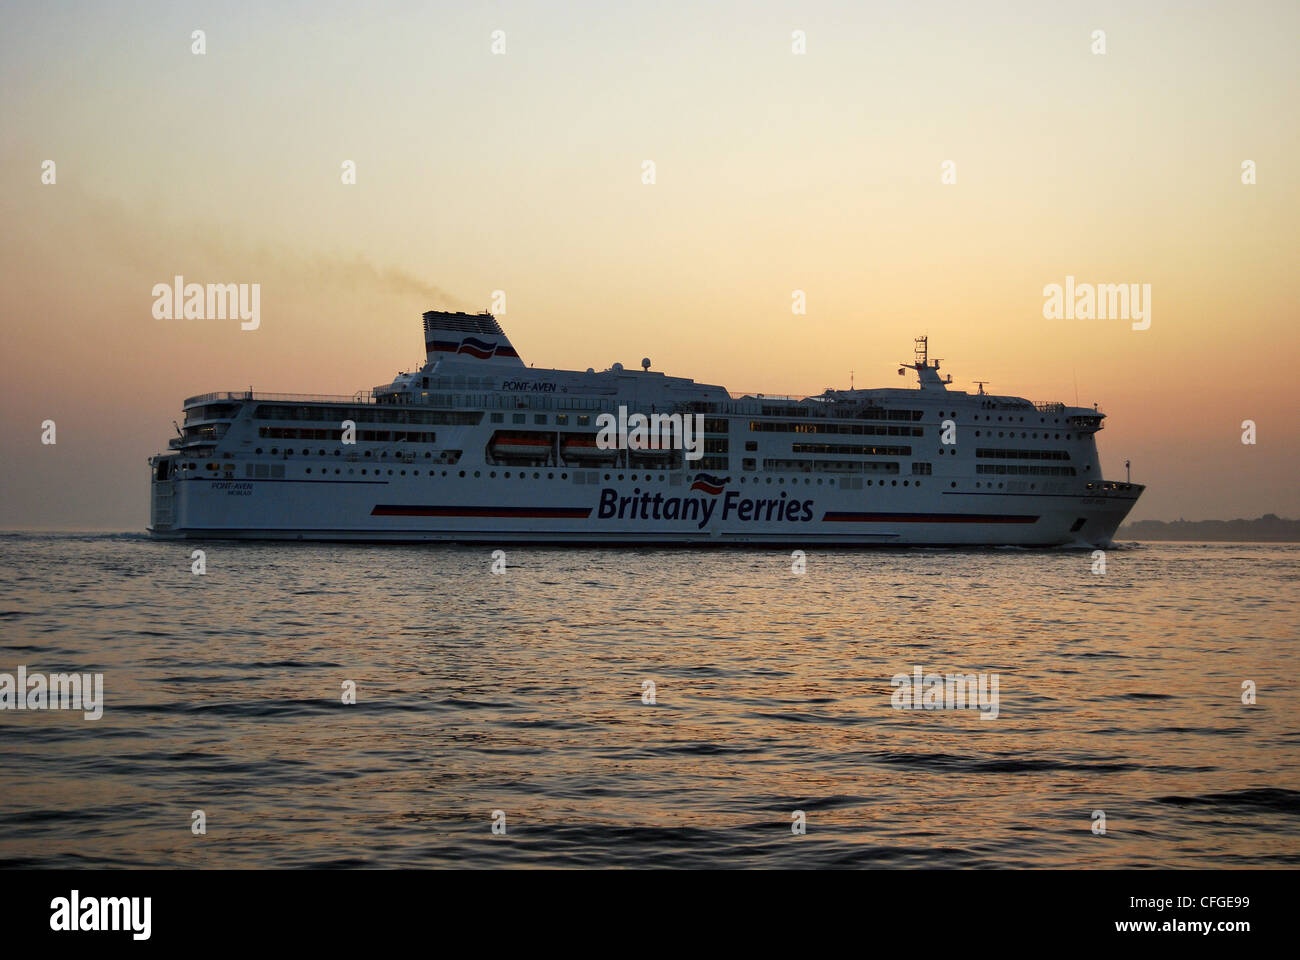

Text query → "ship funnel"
[422,310,525,367]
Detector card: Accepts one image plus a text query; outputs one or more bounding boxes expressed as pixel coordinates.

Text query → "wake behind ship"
[149,311,1143,545]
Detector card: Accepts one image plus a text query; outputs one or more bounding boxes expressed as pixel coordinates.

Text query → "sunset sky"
[2,0,1297,528]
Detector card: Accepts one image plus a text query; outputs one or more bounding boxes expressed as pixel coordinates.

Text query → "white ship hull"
[149,471,1141,546]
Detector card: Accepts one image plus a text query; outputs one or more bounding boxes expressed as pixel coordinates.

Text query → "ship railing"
[1033,401,1067,414]
[675,397,879,418]
[184,390,377,406]
[726,392,809,402]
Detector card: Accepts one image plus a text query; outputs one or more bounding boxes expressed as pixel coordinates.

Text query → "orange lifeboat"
[561,434,615,462]
[489,431,552,460]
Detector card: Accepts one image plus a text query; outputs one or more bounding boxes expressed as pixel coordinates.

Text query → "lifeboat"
[561,434,616,461]
[489,431,552,460]
[629,448,675,464]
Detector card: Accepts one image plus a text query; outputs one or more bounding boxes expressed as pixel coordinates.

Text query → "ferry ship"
[148,310,1143,545]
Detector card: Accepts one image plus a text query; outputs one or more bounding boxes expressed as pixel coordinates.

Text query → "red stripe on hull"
[371,505,592,519]
[823,512,1039,524]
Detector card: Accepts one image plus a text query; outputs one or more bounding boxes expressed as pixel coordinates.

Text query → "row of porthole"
[279,468,928,486]
[299,468,565,478]
[976,432,1072,440]
[937,436,1075,456]
[968,414,1065,424]
[261,469,1054,492]
[257,447,434,458]
[256,439,1076,463]
[936,435,1073,446]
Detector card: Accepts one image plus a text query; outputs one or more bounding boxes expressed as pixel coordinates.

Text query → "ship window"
[578,416,591,426]
[745,441,757,451]
[491,413,503,423]
[743,458,756,470]
[556,414,568,425]
[512,414,526,424]
[534,415,547,424]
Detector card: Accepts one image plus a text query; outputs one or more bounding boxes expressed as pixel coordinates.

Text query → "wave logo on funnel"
[689,473,731,495]
[456,336,500,359]
[427,336,519,359]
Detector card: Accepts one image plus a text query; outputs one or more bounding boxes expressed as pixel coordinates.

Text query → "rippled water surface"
[0,534,1296,868]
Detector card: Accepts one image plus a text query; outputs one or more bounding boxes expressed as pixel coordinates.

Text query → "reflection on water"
[0,534,1296,867]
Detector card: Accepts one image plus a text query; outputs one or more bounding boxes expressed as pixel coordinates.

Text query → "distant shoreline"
[1119,516,1300,542]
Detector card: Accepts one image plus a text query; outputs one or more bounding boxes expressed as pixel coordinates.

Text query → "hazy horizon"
[3,0,1298,528]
